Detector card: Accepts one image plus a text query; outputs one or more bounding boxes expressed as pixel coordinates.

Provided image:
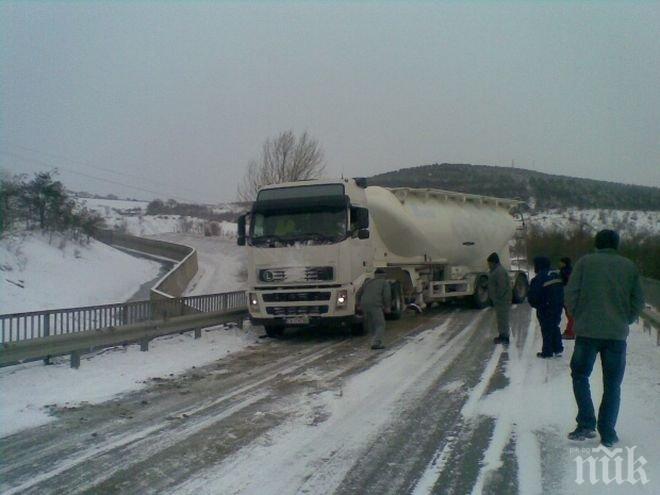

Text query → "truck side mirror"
[358,229,370,240]
[237,214,247,246]
[355,207,369,229]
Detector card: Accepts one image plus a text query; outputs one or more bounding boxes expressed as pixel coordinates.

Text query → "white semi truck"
[237,177,529,337]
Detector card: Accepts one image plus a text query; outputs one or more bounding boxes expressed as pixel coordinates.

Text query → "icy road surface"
[1,306,658,495]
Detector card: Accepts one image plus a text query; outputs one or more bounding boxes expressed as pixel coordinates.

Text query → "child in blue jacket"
[528,256,564,358]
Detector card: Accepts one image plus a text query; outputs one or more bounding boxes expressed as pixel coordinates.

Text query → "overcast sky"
[1,1,659,203]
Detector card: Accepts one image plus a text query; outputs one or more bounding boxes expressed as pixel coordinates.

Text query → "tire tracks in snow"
[1,309,454,494]
[0,338,348,494]
[165,309,488,495]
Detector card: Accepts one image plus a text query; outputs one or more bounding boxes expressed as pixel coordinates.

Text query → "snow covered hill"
[528,208,659,238]
[77,197,238,238]
[0,232,162,314]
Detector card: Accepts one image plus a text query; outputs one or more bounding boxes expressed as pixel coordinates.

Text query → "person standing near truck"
[487,252,512,345]
[565,229,644,447]
[359,269,392,350]
[528,256,564,358]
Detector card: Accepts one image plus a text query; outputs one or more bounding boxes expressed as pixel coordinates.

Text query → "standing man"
[565,230,644,447]
[359,269,392,350]
[487,252,512,345]
[528,256,564,358]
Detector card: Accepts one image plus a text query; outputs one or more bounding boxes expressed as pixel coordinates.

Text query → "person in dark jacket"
[487,252,511,345]
[565,230,645,447]
[528,256,564,358]
[559,257,576,339]
[359,269,392,350]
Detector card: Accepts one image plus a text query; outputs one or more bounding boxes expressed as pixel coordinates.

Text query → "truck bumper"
[250,315,356,329]
[247,286,356,327]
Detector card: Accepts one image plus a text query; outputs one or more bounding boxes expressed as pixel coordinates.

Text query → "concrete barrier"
[95,230,198,300]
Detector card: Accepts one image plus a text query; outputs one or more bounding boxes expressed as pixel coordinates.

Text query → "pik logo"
[572,445,649,486]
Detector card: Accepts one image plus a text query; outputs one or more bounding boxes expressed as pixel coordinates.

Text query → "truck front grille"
[259,266,334,283]
[266,305,329,316]
[262,292,331,302]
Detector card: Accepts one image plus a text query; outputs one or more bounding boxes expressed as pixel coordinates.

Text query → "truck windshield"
[251,207,347,246]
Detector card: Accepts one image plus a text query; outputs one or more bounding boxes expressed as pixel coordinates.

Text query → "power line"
[0,150,209,204]
[3,142,212,198]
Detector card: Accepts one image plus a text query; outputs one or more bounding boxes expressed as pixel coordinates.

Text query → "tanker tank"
[365,186,517,269]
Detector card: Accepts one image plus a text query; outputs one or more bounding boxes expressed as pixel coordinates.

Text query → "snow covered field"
[0,232,162,314]
[78,197,240,237]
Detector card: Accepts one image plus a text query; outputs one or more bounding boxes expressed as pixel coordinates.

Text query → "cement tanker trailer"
[237,177,528,337]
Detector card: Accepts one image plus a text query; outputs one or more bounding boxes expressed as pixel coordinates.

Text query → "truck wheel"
[512,273,529,304]
[387,282,404,320]
[264,325,285,338]
[472,275,490,309]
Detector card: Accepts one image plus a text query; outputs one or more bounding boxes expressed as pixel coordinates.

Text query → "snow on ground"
[0,232,162,314]
[79,197,240,238]
[529,208,659,237]
[470,317,659,494]
[0,324,260,438]
[168,314,659,495]
[77,198,149,215]
[167,314,482,495]
[149,233,246,295]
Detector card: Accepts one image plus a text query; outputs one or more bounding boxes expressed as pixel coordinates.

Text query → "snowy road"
[1,305,657,494]
[146,232,245,295]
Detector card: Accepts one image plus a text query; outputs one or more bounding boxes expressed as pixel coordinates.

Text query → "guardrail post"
[194,328,201,339]
[44,313,50,338]
[70,351,81,369]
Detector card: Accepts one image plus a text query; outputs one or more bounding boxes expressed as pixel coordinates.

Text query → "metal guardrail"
[0,291,246,344]
[641,308,660,346]
[94,229,199,300]
[0,308,247,369]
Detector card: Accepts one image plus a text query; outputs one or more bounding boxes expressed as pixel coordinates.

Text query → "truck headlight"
[249,293,260,311]
[336,289,348,308]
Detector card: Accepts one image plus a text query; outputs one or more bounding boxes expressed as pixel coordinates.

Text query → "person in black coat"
[528,256,565,358]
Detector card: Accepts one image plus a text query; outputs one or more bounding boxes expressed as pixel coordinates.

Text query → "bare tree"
[237,130,325,201]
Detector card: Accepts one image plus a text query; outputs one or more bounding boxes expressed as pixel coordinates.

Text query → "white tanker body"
[237,178,528,337]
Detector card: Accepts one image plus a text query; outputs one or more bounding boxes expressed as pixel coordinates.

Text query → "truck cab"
[238,178,373,337]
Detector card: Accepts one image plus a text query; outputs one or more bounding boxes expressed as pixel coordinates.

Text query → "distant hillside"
[369,163,660,211]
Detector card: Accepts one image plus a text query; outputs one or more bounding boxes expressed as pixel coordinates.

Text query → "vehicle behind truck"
[237,178,528,337]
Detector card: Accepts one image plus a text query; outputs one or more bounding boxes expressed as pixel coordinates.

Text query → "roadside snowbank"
[0,324,259,438]
[0,232,162,314]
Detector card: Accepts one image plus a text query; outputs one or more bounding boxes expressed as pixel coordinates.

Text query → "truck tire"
[387,282,404,320]
[264,325,285,338]
[472,275,490,309]
[512,273,529,304]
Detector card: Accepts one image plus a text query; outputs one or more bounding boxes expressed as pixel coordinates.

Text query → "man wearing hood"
[528,256,564,358]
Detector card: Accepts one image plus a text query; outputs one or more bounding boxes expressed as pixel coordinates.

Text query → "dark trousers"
[364,306,386,346]
[570,337,626,438]
[539,316,563,356]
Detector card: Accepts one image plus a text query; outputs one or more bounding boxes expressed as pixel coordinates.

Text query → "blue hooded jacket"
[528,256,564,325]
